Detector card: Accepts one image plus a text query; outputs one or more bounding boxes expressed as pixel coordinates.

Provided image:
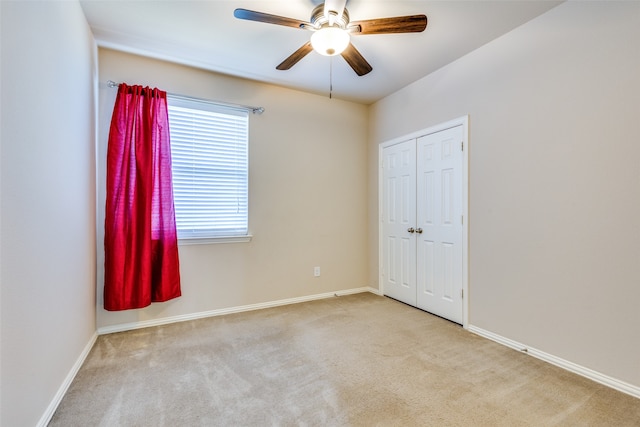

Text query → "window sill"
[178,235,253,245]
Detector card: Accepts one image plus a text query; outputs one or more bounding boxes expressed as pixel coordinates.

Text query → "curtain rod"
[106,80,265,115]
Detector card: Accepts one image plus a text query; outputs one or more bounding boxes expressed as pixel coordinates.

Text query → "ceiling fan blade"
[324,0,347,21]
[234,8,309,29]
[276,42,314,70]
[341,43,372,76]
[349,15,427,35]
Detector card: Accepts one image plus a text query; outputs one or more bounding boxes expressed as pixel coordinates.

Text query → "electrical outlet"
[314,266,321,277]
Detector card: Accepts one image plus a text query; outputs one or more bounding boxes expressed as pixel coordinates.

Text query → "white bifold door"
[382,125,464,324]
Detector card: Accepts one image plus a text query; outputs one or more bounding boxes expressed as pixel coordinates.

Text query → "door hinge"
[461,289,464,299]
[461,215,464,225]
[461,141,464,151]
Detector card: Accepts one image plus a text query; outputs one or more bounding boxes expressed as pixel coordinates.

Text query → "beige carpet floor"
[50,293,640,426]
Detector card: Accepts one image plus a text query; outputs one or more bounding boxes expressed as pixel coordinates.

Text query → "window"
[167,95,249,241]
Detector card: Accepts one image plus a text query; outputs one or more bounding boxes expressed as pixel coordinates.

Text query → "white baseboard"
[468,325,640,399]
[37,332,98,427]
[367,286,383,296]
[98,286,380,335]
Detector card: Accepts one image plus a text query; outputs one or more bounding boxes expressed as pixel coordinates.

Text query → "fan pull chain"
[329,57,333,99]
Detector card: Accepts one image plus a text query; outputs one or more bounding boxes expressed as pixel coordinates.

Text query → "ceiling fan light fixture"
[311,26,350,56]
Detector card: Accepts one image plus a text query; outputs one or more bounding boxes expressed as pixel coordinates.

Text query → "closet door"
[416,126,464,323]
[381,139,417,306]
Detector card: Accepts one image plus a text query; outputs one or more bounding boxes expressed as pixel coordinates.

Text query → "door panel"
[420,239,434,295]
[382,140,417,306]
[416,126,463,323]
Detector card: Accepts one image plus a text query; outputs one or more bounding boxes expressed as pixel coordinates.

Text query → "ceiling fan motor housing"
[310,4,350,30]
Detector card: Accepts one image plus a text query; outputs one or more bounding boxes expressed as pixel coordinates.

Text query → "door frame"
[379,115,469,328]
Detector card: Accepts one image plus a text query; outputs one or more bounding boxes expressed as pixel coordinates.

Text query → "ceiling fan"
[234,0,427,76]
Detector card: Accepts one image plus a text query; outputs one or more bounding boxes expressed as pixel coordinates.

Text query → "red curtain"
[104,83,181,311]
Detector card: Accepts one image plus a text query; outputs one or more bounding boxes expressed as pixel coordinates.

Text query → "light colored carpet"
[50,293,640,426]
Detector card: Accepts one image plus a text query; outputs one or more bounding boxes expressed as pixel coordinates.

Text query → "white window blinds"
[167,95,249,239]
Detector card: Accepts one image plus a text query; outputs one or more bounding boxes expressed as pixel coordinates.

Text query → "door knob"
[416,228,423,234]
[407,227,415,233]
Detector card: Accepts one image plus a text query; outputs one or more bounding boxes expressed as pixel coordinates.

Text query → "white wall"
[369,1,640,388]
[0,1,97,426]
[97,49,369,330]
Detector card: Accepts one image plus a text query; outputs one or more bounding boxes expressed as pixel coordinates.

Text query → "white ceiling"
[80,0,563,104]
